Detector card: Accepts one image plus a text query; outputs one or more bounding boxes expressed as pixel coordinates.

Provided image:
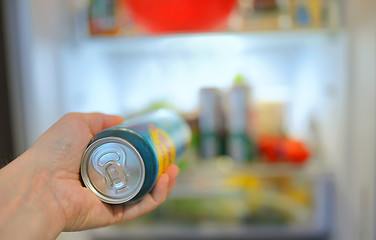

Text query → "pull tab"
[98,152,120,166]
[92,149,129,194]
[105,162,128,193]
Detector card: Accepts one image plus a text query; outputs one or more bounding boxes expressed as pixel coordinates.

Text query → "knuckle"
[60,113,89,134]
[61,112,83,121]
[62,112,84,121]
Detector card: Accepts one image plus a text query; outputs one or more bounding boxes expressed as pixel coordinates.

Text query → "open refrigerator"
[3,0,376,240]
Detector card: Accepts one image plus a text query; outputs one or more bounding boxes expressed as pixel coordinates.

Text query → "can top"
[81,137,145,204]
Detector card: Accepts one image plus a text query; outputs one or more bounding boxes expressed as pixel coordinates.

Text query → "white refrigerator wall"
[4,0,376,239]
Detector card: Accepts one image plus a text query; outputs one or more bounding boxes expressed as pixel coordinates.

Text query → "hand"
[0,113,179,240]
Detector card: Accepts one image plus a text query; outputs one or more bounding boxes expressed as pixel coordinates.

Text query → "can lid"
[81,137,145,204]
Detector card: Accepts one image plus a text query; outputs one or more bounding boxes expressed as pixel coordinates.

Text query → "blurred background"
[0,0,375,239]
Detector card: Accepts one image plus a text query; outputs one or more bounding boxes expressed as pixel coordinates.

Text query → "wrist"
[0,150,66,239]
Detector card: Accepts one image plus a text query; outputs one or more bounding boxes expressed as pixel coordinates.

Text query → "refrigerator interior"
[4,0,376,240]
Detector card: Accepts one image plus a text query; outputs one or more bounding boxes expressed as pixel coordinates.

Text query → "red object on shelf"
[282,139,310,164]
[258,137,310,164]
[123,0,237,33]
[258,137,281,162]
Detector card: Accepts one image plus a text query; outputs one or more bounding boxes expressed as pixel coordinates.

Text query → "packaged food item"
[236,0,281,31]
[254,101,286,138]
[80,109,191,204]
[199,88,226,159]
[290,0,324,28]
[258,136,310,163]
[89,0,120,35]
[227,83,255,161]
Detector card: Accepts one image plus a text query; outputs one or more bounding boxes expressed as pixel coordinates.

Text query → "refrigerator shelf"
[87,176,333,240]
[90,224,329,240]
[81,29,341,55]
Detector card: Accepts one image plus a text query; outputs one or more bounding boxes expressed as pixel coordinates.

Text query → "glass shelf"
[88,175,333,240]
[78,29,341,56]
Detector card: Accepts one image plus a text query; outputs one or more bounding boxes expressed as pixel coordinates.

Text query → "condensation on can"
[81,109,191,204]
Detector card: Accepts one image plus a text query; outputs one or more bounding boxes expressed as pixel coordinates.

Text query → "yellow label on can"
[149,125,176,178]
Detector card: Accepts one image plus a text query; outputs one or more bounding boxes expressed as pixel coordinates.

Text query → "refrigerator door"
[339,0,376,239]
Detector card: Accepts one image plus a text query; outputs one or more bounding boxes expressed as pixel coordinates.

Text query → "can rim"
[81,137,145,204]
